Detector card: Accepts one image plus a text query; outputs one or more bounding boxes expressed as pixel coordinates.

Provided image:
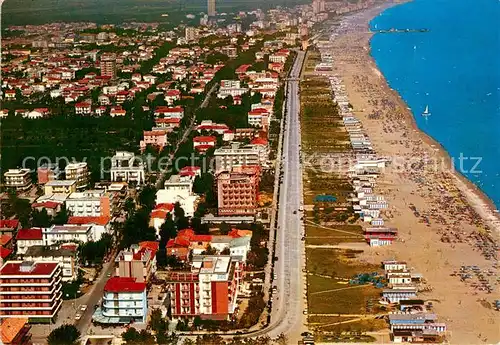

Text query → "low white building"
[42,224,98,245]
[155,175,199,217]
[23,245,78,281]
[110,151,146,185]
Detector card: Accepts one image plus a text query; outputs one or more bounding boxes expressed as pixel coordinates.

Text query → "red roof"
[236,64,252,73]
[0,220,19,229]
[150,210,168,219]
[16,228,43,241]
[248,108,269,115]
[177,228,195,238]
[0,246,12,259]
[104,277,146,293]
[75,102,91,108]
[31,201,61,209]
[0,234,13,246]
[139,241,159,252]
[155,106,184,113]
[165,90,181,96]
[156,118,181,124]
[0,262,58,276]
[250,137,268,146]
[166,237,190,248]
[179,166,201,177]
[155,203,175,211]
[192,235,212,242]
[68,216,110,226]
[193,136,216,143]
[194,144,214,152]
[144,130,166,136]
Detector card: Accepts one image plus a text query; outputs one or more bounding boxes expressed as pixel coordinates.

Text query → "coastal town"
[0,0,499,345]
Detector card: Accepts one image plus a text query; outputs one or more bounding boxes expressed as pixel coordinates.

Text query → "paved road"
[155,82,218,189]
[244,50,307,342]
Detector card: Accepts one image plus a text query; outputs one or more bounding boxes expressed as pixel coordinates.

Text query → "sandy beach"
[325,2,500,343]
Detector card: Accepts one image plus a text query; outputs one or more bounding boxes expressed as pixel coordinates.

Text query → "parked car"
[79,305,87,312]
[75,314,82,320]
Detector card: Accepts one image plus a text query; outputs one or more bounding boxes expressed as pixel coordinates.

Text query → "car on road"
[293,210,297,214]
[106,272,111,277]
[301,237,305,241]
[75,313,82,320]
[303,309,308,315]
[79,305,87,312]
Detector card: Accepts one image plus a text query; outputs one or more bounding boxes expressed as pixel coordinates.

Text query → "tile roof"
[0,246,13,259]
[15,228,43,241]
[0,220,19,229]
[0,262,58,276]
[1,318,29,343]
[67,216,110,226]
[0,234,13,246]
[104,277,146,293]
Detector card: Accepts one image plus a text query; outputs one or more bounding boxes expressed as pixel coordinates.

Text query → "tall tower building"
[100,54,116,79]
[207,0,216,17]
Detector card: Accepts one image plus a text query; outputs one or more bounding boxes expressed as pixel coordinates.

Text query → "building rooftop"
[46,180,77,187]
[0,261,59,276]
[1,318,29,344]
[16,228,43,241]
[104,277,146,293]
[25,245,76,257]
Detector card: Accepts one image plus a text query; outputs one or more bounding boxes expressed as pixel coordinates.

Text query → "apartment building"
[110,151,146,185]
[115,242,158,283]
[43,180,77,196]
[214,143,260,173]
[0,261,63,321]
[4,169,32,191]
[247,108,270,128]
[41,224,96,245]
[23,245,78,281]
[15,229,44,255]
[140,130,168,152]
[65,190,111,218]
[217,166,260,216]
[156,175,199,218]
[154,106,184,119]
[217,80,248,99]
[93,277,147,324]
[100,54,116,79]
[166,255,243,320]
[64,162,89,190]
[37,164,61,184]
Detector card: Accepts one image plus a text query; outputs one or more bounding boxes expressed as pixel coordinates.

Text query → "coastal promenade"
[322,3,499,344]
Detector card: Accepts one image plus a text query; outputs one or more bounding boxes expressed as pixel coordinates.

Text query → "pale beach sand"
[325,2,500,344]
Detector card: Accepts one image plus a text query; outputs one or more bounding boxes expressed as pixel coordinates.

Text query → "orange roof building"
[0,318,31,345]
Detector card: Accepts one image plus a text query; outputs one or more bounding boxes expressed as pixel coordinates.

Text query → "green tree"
[138,185,157,210]
[174,202,189,230]
[53,205,70,225]
[159,214,176,247]
[219,221,231,235]
[47,324,80,345]
[31,208,52,227]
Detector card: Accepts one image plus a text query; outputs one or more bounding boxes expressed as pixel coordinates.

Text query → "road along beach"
[323,2,499,343]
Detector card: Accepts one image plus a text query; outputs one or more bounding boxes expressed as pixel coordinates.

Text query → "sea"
[369,0,500,210]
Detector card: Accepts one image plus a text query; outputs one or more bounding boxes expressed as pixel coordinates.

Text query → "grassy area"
[300,48,387,335]
[306,248,380,278]
[305,224,364,245]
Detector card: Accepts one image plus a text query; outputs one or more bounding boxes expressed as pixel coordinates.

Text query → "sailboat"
[422,105,431,117]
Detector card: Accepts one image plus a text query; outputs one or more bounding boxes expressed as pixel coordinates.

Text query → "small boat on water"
[422,104,431,117]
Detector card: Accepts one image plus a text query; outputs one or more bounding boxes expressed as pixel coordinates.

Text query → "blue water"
[370,0,500,210]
